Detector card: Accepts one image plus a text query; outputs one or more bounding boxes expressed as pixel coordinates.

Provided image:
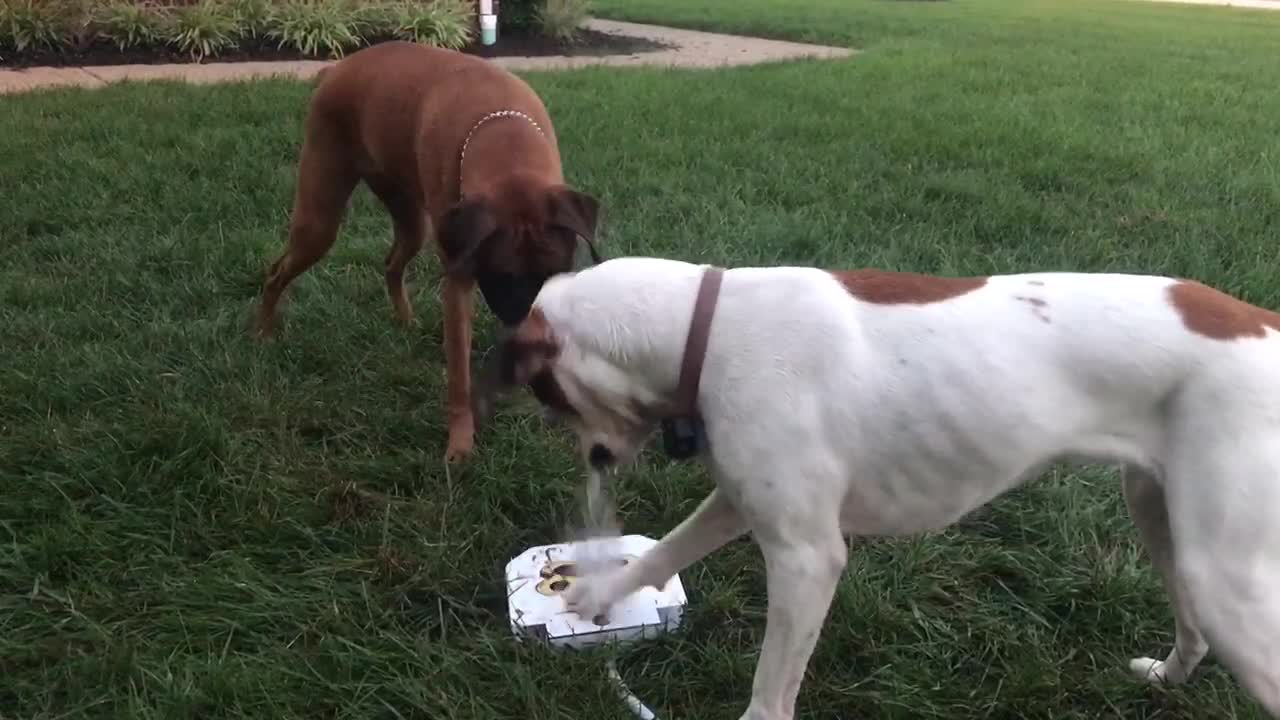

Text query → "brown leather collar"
[673,267,725,416]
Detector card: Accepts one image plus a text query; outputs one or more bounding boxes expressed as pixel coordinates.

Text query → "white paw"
[1129,657,1170,685]
[562,573,625,623]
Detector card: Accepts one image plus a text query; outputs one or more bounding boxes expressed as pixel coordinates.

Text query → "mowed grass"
[3,0,1280,717]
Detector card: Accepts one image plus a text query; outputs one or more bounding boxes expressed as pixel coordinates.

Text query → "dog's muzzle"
[588,443,616,469]
[477,274,541,327]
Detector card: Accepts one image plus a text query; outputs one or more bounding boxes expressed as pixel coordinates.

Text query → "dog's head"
[440,175,601,327]
[492,304,665,469]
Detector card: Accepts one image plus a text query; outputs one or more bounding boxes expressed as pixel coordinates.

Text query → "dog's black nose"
[588,444,615,468]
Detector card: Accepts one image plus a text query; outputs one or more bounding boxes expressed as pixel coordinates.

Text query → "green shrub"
[96,2,168,51]
[171,0,238,61]
[352,1,394,35]
[495,0,539,31]
[498,0,590,38]
[1,0,68,52]
[60,0,98,49]
[229,0,271,39]
[1,0,483,60]
[270,0,363,59]
[391,0,473,50]
[535,0,588,42]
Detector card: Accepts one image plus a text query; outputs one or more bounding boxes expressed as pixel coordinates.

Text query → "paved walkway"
[0,19,854,95]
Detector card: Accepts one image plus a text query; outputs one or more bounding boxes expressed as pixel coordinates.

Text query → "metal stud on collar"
[459,109,546,198]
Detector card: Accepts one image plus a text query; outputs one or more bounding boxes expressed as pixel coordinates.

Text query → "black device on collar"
[661,415,707,461]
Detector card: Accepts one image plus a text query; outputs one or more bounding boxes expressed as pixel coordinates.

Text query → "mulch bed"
[0,28,671,70]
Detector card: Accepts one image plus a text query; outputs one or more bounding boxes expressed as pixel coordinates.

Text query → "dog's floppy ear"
[548,187,602,263]
[440,199,500,277]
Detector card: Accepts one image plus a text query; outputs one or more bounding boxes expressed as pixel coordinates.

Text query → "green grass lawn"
[4,0,1280,717]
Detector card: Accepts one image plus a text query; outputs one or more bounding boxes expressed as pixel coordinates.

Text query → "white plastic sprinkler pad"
[506,534,688,649]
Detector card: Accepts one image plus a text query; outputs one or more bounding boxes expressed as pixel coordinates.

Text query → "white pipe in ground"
[607,659,658,720]
[479,0,498,45]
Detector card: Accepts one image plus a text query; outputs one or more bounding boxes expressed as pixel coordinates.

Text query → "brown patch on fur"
[1167,280,1280,340]
[495,308,578,417]
[829,270,987,305]
[254,41,602,463]
[1015,295,1051,323]
[504,308,558,378]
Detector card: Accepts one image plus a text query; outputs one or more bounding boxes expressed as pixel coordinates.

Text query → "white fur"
[530,257,1280,719]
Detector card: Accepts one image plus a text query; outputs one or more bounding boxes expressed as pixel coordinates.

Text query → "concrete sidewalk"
[0,19,855,96]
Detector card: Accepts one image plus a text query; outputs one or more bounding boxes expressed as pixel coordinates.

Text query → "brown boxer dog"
[256,41,601,463]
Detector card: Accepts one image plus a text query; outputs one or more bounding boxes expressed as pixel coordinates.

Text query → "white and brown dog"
[495,256,1280,719]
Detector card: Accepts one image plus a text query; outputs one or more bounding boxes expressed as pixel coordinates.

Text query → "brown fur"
[255,42,601,462]
[1167,280,1280,340]
[499,309,557,383]
[496,308,577,417]
[828,269,988,305]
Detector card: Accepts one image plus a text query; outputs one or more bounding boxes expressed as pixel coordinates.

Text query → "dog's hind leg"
[741,518,847,720]
[1123,465,1209,685]
[257,125,358,337]
[368,181,427,325]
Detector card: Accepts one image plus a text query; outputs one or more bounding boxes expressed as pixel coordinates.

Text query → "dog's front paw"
[253,309,278,340]
[444,440,473,464]
[444,421,475,464]
[563,574,626,623]
[1129,657,1174,685]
